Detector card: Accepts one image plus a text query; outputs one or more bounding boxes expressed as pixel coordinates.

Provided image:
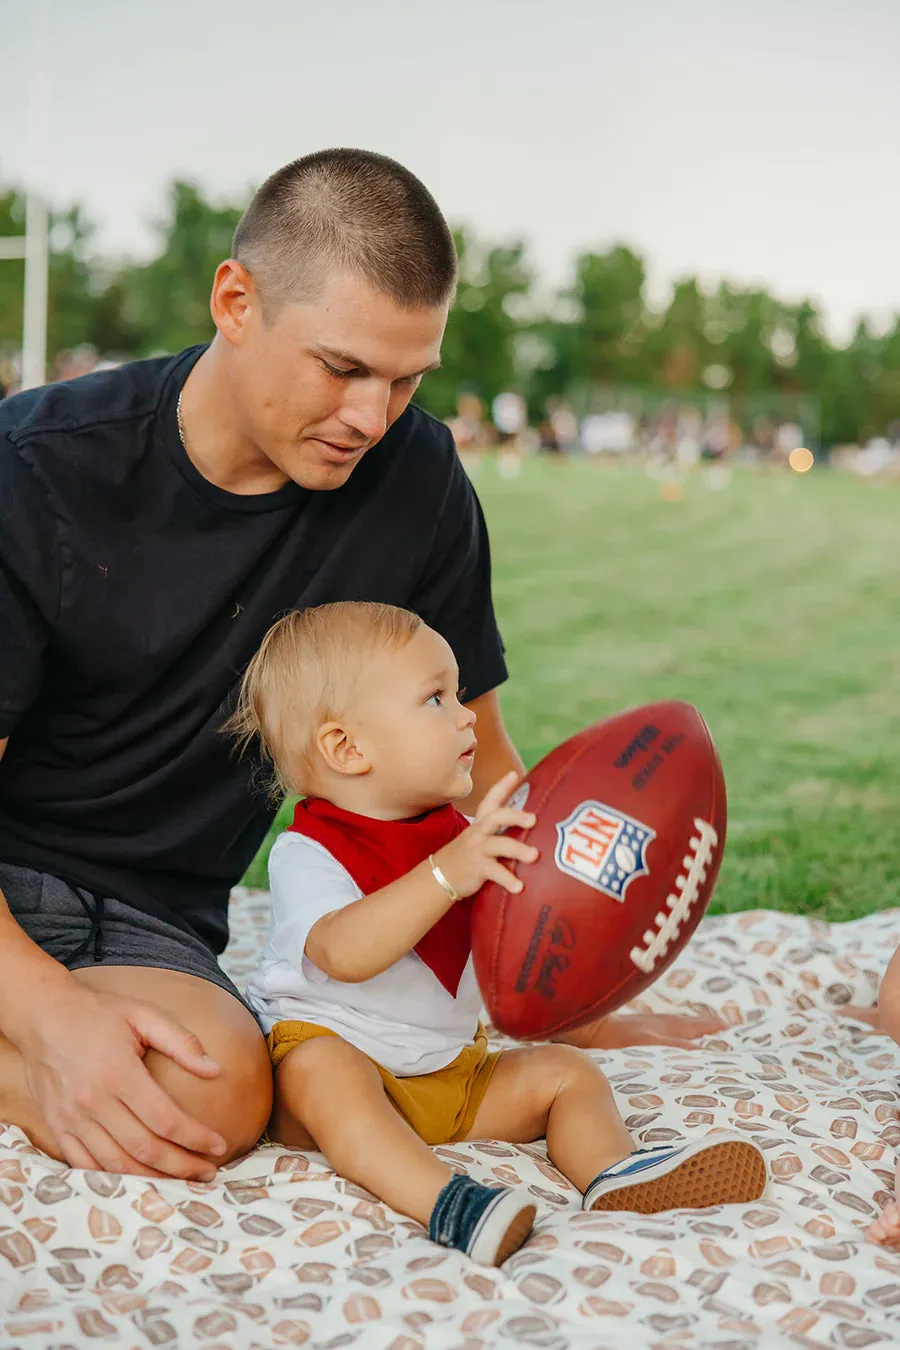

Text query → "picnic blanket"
[2,893,899,1349]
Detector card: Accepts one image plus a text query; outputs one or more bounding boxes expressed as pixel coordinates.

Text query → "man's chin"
[290,452,360,491]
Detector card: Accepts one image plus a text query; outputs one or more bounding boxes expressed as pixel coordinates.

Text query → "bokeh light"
[789,447,815,474]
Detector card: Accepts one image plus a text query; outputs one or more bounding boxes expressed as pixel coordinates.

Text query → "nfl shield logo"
[555,800,655,902]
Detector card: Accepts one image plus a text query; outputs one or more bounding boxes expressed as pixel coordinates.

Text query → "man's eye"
[322,361,356,378]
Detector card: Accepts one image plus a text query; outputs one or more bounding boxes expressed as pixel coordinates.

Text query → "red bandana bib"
[288,797,472,997]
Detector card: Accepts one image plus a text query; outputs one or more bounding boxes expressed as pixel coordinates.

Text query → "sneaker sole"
[492,1202,537,1265]
[589,1139,766,1214]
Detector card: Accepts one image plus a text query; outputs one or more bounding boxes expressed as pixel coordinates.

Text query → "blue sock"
[428,1173,536,1265]
[429,1174,490,1247]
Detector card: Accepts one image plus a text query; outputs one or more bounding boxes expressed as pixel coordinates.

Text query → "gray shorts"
[0,862,256,1021]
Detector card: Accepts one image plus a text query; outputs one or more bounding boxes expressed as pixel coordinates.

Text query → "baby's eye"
[426,691,443,707]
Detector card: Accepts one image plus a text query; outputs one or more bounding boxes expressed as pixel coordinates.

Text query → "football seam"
[628,817,718,973]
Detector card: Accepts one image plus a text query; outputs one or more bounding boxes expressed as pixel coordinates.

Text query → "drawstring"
[68,889,106,964]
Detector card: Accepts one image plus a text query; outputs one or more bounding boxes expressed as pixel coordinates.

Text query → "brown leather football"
[471,702,727,1039]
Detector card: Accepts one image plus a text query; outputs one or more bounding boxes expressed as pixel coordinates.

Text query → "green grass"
[244,458,900,922]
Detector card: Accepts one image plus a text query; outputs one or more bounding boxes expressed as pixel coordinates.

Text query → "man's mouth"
[312,437,367,463]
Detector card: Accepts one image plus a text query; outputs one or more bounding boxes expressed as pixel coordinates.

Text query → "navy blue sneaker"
[429,1174,535,1265]
[584,1135,767,1214]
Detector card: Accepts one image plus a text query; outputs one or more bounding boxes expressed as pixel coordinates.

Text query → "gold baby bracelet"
[429,854,460,902]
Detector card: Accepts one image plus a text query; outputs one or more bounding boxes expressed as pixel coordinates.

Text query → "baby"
[230,601,766,1266]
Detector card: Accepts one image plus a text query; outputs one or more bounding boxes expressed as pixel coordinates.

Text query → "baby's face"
[352,625,478,814]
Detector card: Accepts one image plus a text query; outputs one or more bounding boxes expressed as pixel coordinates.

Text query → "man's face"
[226,269,448,491]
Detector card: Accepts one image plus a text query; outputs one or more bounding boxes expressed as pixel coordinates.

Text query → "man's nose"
[340,381,391,444]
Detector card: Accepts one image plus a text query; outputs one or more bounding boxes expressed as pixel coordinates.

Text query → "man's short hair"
[232,148,457,318]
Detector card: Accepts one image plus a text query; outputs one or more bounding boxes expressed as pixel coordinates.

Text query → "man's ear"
[316,721,370,777]
[210,258,258,347]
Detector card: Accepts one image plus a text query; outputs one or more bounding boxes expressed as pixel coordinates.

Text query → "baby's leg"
[270,1035,452,1224]
[866,1156,900,1247]
[270,1035,535,1263]
[464,1044,632,1187]
[466,1044,766,1212]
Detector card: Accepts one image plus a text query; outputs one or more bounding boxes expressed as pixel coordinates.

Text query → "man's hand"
[556,1010,728,1051]
[16,980,229,1179]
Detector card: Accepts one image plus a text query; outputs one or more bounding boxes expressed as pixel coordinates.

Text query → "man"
[0,149,719,1184]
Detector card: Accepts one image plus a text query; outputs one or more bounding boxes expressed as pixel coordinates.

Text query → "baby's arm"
[308,773,537,983]
[306,860,458,982]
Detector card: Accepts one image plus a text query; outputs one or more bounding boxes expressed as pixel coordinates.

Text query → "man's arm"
[0,738,75,1023]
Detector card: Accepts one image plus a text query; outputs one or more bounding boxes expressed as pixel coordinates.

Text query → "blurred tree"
[825,319,885,445]
[646,276,709,391]
[870,318,900,436]
[417,227,533,420]
[117,180,245,355]
[784,299,832,393]
[720,288,780,395]
[525,245,646,416]
[3,174,898,446]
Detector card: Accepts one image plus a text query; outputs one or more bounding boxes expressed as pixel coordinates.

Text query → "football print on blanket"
[471,702,727,1039]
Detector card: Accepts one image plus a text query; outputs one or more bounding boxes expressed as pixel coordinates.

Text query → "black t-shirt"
[0,346,507,953]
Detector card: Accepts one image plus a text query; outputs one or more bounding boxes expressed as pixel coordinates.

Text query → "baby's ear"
[315,721,370,776]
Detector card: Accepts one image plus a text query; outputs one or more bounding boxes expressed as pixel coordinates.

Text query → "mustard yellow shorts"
[266,1020,502,1146]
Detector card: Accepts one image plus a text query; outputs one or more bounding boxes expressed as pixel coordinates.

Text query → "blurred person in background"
[0,357,19,399]
[548,399,579,456]
[446,391,489,452]
[54,345,101,383]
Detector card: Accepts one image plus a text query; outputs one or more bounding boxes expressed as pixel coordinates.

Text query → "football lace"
[629,818,719,974]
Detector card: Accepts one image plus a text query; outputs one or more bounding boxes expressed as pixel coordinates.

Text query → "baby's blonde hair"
[224,601,423,799]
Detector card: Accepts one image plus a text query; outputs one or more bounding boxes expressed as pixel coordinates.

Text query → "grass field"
[244,458,900,923]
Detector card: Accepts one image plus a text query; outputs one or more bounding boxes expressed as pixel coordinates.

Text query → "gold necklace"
[176,389,186,447]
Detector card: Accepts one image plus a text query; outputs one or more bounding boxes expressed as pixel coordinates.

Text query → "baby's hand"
[433,771,539,899]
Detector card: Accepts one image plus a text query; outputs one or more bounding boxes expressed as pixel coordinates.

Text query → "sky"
[2,0,898,341]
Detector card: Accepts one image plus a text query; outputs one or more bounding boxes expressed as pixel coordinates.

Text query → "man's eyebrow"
[317,345,442,377]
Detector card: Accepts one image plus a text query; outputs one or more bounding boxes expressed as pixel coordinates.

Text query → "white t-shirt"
[245,831,485,1076]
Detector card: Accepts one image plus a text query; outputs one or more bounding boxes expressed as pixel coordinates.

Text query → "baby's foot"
[867,1200,900,1247]
[584,1134,767,1214]
[429,1174,535,1266]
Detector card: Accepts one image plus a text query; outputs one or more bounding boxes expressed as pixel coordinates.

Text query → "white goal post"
[0,193,49,389]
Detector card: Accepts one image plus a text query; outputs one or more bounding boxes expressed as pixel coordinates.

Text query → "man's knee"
[146,1004,272,1161]
[76,966,273,1163]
